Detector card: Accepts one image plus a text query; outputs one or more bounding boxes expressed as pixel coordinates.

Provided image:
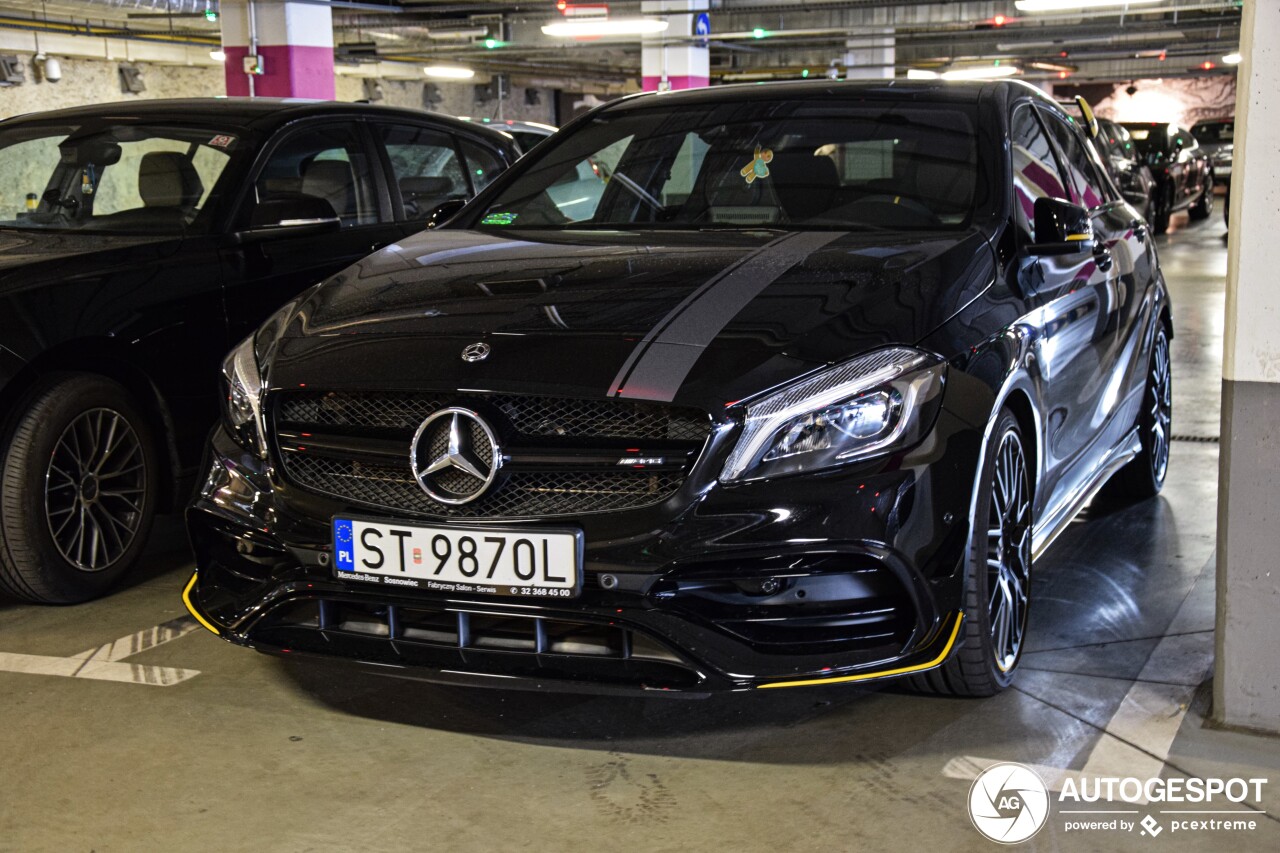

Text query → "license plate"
[332,517,581,598]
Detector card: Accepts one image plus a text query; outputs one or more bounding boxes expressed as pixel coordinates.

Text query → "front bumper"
[186,399,983,695]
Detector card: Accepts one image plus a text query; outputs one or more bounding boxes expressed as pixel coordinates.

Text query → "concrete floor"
[3,210,1279,852]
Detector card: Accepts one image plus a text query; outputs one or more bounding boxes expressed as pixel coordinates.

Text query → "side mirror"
[1029,197,1094,256]
[425,197,468,229]
[237,195,341,242]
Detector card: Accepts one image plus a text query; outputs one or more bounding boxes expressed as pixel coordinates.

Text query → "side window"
[1042,111,1107,209]
[377,124,469,222]
[1010,105,1069,239]
[459,139,504,193]
[255,125,378,227]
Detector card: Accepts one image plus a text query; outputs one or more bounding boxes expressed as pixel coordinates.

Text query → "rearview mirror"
[425,197,468,229]
[1029,197,1094,256]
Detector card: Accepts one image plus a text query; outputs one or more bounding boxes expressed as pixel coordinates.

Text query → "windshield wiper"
[609,172,666,214]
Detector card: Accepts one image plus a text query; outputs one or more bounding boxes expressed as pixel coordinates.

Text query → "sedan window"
[254,126,378,227]
[1010,106,1069,239]
[376,124,470,222]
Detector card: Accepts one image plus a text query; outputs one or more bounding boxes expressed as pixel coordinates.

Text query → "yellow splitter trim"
[757,612,964,688]
[182,573,221,636]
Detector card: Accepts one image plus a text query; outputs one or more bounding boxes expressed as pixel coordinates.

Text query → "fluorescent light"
[942,65,1019,80]
[209,49,226,62]
[1223,52,1243,65]
[423,65,475,79]
[541,19,670,38]
[1014,0,1165,11]
[906,69,941,79]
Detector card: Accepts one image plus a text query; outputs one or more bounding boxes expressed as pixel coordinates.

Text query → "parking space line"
[0,616,202,686]
[942,568,1215,803]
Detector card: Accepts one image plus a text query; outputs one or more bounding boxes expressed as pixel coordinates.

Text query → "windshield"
[1192,121,1234,144]
[0,122,243,234]
[476,98,980,231]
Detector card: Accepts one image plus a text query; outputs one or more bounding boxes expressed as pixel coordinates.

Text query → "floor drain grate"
[1171,434,1220,443]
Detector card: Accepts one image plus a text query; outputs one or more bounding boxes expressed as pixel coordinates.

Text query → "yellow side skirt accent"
[757,612,964,688]
[182,573,221,636]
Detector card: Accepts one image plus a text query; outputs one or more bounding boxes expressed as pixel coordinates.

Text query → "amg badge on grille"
[460,342,490,362]
[409,408,503,504]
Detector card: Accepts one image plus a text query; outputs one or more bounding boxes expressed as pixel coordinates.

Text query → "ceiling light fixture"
[209,49,226,62]
[906,69,941,79]
[942,65,1020,80]
[541,19,670,37]
[423,65,475,79]
[1222,52,1243,65]
[1014,0,1165,11]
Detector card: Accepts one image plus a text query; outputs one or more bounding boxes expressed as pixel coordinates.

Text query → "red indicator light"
[993,15,1007,26]
[1202,60,1215,70]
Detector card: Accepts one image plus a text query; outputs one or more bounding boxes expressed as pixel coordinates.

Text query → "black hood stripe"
[609,231,845,402]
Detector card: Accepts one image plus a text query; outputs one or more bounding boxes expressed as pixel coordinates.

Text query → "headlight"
[720,347,946,482]
[219,299,298,458]
[221,334,266,457]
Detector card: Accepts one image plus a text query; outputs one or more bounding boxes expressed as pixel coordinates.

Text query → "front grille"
[277,392,710,441]
[274,391,711,519]
[286,456,685,518]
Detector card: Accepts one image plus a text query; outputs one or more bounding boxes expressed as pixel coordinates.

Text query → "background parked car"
[0,98,517,604]
[1095,118,1157,222]
[1192,117,1235,186]
[457,118,558,154]
[1121,121,1214,233]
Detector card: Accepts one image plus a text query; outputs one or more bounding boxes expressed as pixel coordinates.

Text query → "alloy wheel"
[987,430,1031,673]
[43,408,147,572]
[1149,331,1172,484]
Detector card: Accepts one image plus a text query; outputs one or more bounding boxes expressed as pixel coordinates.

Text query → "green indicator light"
[204,9,218,22]
[475,169,483,176]
[484,39,501,49]
[752,28,766,39]
[801,68,809,78]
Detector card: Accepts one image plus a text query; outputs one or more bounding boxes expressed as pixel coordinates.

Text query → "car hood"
[272,227,995,409]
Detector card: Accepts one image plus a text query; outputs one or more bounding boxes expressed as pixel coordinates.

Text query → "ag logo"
[968,762,1050,844]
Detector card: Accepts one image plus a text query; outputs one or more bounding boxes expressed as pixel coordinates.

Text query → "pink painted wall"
[224,45,335,99]
[641,75,710,92]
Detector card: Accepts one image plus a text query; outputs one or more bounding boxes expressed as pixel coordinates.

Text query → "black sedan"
[186,80,1172,697]
[1121,121,1214,233]
[1096,118,1157,223]
[0,98,517,603]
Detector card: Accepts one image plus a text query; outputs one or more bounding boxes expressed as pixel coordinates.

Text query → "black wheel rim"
[1149,331,1172,484]
[987,430,1031,673]
[43,408,146,572]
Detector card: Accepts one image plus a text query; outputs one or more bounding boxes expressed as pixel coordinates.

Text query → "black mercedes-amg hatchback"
[186,80,1172,697]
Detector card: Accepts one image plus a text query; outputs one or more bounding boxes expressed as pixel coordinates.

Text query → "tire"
[0,373,159,604]
[910,408,1032,697]
[1189,178,1214,221]
[1105,325,1172,501]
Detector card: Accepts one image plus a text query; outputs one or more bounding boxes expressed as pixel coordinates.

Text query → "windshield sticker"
[208,134,237,149]
[481,212,518,226]
[740,146,774,184]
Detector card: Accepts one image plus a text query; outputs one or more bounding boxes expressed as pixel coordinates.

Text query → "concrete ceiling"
[0,0,1244,87]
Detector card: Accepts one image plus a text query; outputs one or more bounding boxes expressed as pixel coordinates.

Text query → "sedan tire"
[1189,178,1214,221]
[1106,325,1172,501]
[0,373,159,604]
[911,408,1031,697]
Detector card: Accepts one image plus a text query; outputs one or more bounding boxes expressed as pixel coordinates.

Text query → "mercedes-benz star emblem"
[461,342,490,363]
[409,408,502,505]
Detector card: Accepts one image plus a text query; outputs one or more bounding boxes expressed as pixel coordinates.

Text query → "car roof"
[0,97,514,143]
[598,78,1055,113]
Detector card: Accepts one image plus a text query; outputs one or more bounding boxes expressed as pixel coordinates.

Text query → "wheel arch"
[0,338,181,511]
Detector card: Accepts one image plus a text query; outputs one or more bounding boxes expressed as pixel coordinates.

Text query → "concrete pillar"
[843,28,894,80]
[1216,0,1280,735]
[220,0,334,99]
[641,0,709,92]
